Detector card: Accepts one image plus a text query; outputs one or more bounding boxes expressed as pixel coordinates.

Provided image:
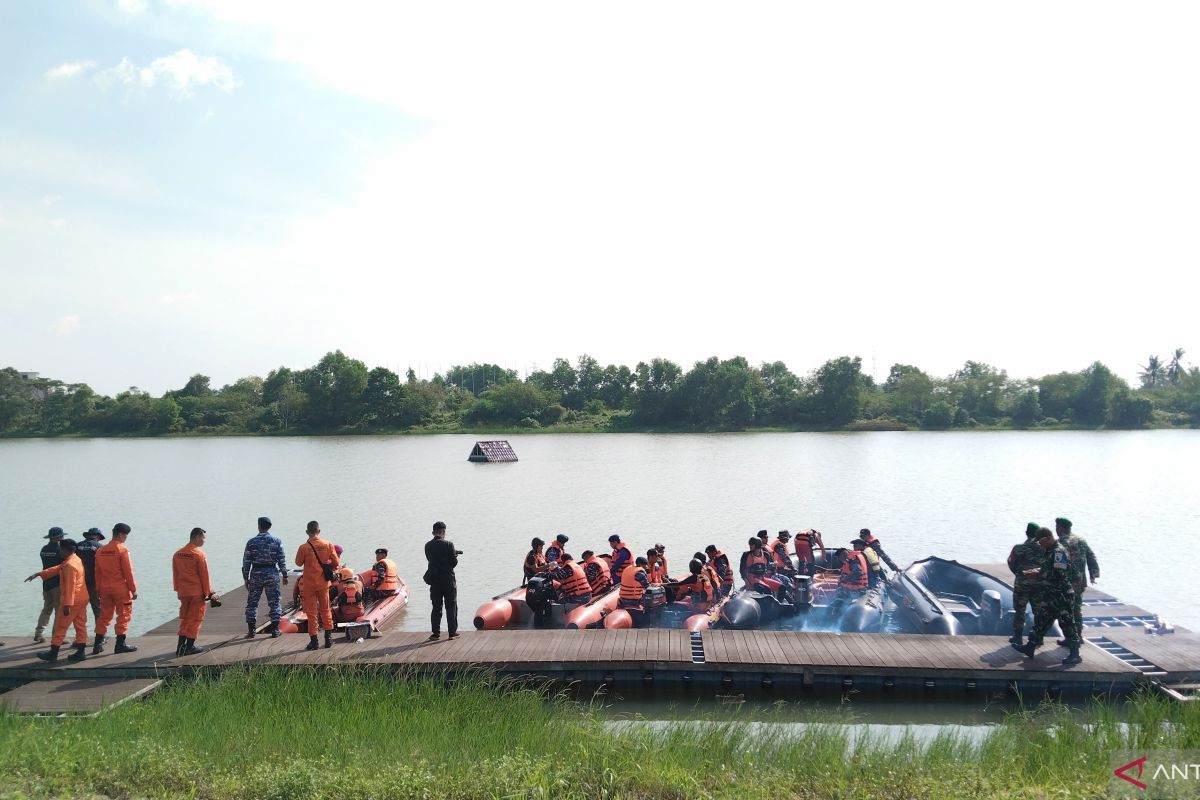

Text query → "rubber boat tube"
[287,567,410,635]
[474,587,523,630]
[839,582,887,633]
[900,556,1047,637]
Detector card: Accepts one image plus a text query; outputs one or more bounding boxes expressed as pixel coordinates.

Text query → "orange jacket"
[38,553,88,608]
[95,540,137,599]
[173,543,212,599]
[295,537,340,591]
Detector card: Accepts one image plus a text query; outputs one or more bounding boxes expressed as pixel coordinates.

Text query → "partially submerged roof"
[469,440,518,463]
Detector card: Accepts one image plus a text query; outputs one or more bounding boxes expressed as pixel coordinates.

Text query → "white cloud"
[117,0,148,13]
[54,315,80,336]
[93,49,238,98]
[45,61,97,79]
[159,291,199,305]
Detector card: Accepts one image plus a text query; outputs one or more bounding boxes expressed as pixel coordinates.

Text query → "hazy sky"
[3,1,1197,395]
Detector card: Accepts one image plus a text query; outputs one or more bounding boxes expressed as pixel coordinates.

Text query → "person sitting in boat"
[859,537,883,588]
[646,549,666,584]
[580,550,611,595]
[654,543,669,580]
[333,569,366,623]
[523,538,548,587]
[327,545,347,602]
[692,551,723,599]
[793,529,825,577]
[757,529,770,550]
[770,531,794,574]
[829,543,870,612]
[740,537,773,591]
[617,556,650,609]
[704,545,735,596]
[363,548,400,601]
[859,528,888,581]
[608,535,632,584]
[674,559,716,611]
[545,553,592,607]
[544,534,569,566]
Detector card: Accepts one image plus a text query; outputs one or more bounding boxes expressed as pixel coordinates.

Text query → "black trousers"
[430,581,457,635]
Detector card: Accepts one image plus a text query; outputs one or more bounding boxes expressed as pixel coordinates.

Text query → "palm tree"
[1167,348,1186,385]
[1140,355,1164,388]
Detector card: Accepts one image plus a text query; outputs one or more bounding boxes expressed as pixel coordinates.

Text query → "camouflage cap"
[1025,522,1040,536]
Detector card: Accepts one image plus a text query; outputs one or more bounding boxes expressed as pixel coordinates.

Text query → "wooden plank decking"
[0,678,161,715]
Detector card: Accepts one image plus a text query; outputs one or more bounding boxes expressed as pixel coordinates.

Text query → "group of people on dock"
[1007,517,1100,665]
[24,517,419,663]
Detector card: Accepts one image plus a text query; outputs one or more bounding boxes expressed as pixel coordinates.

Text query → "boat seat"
[337,621,373,641]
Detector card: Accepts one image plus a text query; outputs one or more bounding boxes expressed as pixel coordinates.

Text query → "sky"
[2,1,1198,395]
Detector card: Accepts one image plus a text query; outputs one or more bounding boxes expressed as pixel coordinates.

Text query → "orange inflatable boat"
[474,577,620,630]
[281,568,409,638]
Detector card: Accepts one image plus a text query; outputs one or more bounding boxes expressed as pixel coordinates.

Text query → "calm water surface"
[1,431,1196,639]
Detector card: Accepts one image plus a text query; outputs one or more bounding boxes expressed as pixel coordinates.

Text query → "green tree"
[810,356,864,427]
[668,356,768,429]
[1011,390,1042,427]
[303,351,369,430]
[758,361,804,425]
[362,367,406,427]
[1037,371,1083,421]
[883,366,934,423]
[1139,355,1164,388]
[630,358,683,424]
[0,368,37,432]
[1167,348,1187,385]
[949,361,1009,423]
[597,364,634,410]
[1073,362,1125,426]
[443,363,518,396]
[922,401,955,429]
[1109,389,1153,428]
[171,374,213,398]
[465,381,553,425]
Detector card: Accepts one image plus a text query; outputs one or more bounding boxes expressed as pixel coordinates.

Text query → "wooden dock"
[2,565,1197,713]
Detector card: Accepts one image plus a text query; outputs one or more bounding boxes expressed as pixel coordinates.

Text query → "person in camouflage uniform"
[1006,522,1044,645]
[1055,517,1099,648]
[242,516,288,638]
[1013,528,1082,665]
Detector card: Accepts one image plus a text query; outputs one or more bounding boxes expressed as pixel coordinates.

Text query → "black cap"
[608,534,621,543]
[258,516,272,528]
[556,534,569,544]
[45,526,65,539]
[112,522,131,535]
[635,556,648,566]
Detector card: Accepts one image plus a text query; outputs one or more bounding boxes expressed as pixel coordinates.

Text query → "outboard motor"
[795,575,812,608]
[644,584,667,610]
[722,595,762,630]
[525,577,556,624]
[979,589,1003,635]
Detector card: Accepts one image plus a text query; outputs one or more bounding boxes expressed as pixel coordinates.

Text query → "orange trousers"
[178,596,207,639]
[301,588,334,634]
[96,595,132,636]
[51,602,89,647]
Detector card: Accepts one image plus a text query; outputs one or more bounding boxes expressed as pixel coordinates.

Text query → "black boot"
[91,634,106,655]
[181,639,207,656]
[36,645,61,663]
[114,635,138,654]
[1062,648,1082,666]
[67,643,87,662]
[1014,641,1038,658]
[324,630,334,649]
[176,636,187,656]
[1056,638,1068,646]
[305,636,319,651]
[1008,633,1023,645]
[246,622,257,639]
[269,621,281,638]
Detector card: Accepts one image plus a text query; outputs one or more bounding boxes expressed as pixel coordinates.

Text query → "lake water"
[1,431,1196,639]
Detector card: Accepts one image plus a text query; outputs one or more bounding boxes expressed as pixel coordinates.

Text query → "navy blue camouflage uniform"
[243,531,287,625]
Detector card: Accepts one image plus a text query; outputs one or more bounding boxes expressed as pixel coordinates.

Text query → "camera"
[455,550,464,555]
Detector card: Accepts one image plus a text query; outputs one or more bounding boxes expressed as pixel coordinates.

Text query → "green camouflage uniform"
[1029,543,1079,647]
[1007,539,1044,638]
[1059,533,1099,643]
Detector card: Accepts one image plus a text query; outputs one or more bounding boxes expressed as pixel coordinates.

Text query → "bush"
[518,416,541,428]
[540,404,565,426]
[922,402,954,429]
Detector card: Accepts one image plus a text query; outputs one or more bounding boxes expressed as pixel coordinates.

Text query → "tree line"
[1,349,1197,436]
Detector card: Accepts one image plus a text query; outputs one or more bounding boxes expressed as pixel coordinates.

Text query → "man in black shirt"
[424,521,459,640]
[35,527,65,643]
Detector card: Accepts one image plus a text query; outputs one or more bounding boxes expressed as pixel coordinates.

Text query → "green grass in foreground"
[0,668,1197,799]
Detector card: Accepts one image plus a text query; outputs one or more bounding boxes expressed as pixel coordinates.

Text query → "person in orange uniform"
[295,520,340,651]
[25,538,90,662]
[92,522,139,655]
[173,527,217,656]
[704,544,735,596]
[793,528,825,577]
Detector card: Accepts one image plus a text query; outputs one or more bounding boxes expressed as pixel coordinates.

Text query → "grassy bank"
[0,669,1196,799]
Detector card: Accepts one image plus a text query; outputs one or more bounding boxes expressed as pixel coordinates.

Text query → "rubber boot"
[114,635,138,654]
[36,645,60,662]
[324,630,334,649]
[91,633,106,655]
[1062,648,1082,666]
[67,643,87,662]
[245,622,257,639]
[182,639,207,656]
[269,621,281,638]
[176,636,187,656]
[305,636,319,651]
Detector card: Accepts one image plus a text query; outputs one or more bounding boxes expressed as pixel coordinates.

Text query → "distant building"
[19,371,39,380]
[468,440,518,463]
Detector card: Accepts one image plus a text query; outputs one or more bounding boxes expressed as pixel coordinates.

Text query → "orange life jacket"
[770,539,791,570]
[794,532,816,562]
[648,560,665,584]
[677,573,714,606]
[611,542,632,577]
[745,549,771,576]
[554,561,592,598]
[339,580,364,609]
[376,558,400,592]
[524,550,546,578]
[840,551,869,591]
[702,563,721,594]
[619,565,647,605]
[710,551,734,587]
[582,556,611,594]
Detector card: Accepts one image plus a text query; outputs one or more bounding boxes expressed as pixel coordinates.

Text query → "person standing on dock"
[242,516,288,639]
[1055,517,1099,650]
[76,527,104,620]
[92,522,139,655]
[25,537,90,662]
[1013,528,1081,665]
[173,527,216,656]
[424,521,459,640]
[295,520,340,651]
[1006,522,1044,645]
[33,527,64,643]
